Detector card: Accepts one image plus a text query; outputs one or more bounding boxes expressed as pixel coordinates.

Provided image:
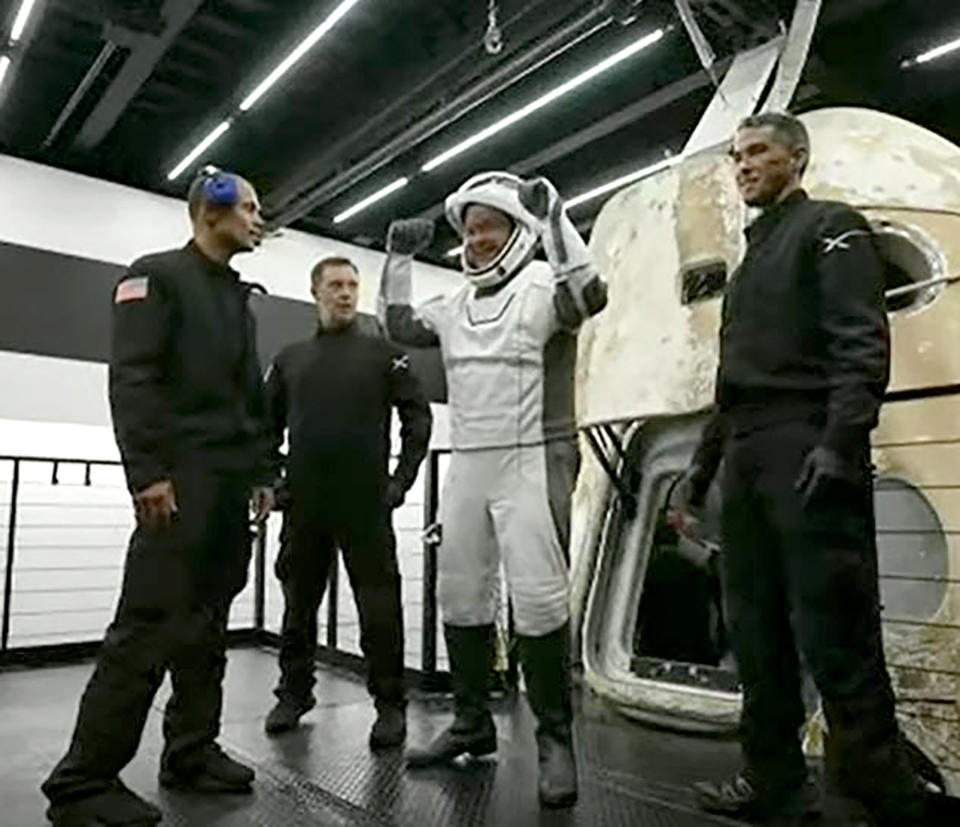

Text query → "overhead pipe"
[41,41,119,150]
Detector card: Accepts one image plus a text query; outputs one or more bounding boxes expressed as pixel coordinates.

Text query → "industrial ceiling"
[1,0,957,265]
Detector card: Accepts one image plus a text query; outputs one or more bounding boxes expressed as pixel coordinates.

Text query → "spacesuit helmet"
[445,171,540,289]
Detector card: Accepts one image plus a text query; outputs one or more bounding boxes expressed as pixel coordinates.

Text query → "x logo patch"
[821,229,871,255]
[391,354,410,372]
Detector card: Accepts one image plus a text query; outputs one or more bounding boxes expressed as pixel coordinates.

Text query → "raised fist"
[387,218,434,256]
[518,177,561,221]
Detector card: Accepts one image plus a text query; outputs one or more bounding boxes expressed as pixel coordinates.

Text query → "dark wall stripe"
[0,240,446,401]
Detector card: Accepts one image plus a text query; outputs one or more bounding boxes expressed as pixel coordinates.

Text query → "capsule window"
[874,476,948,620]
[680,259,727,305]
[871,221,945,313]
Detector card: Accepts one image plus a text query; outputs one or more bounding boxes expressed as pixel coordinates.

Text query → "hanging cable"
[484,0,504,55]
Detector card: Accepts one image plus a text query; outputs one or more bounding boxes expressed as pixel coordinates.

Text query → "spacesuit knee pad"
[510,578,570,638]
[438,572,499,627]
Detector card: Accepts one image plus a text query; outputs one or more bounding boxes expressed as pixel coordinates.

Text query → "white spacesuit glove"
[379,218,434,312]
[388,218,434,257]
[518,177,608,327]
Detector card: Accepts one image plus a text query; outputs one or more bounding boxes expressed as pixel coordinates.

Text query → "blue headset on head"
[197,165,240,208]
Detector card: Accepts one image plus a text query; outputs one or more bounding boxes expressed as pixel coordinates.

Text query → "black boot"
[406,624,496,768]
[693,771,820,824]
[159,743,254,793]
[265,697,316,735]
[826,729,928,827]
[518,624,578,808]
[369,701,407,750]
[46,780,162,826]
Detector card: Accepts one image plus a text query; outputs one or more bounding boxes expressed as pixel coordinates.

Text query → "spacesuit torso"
[416,264,577,451]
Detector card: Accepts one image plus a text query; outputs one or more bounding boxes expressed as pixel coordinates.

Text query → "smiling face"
[730,125,808,208]
[463,203,514,270]
[312,262,359,329]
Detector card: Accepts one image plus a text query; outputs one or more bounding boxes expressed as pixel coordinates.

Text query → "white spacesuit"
[380,172,606,808]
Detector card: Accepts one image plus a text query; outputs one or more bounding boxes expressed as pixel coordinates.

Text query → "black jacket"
[109,242,272,492]
[265,321,432,503]
[693,191,889,475]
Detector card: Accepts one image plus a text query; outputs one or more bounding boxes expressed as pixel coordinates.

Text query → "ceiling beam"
[71,0,204,151]
[820,0,888,26]
[171,36,228,64]
[189,12,249,40]
[511,60,726,175]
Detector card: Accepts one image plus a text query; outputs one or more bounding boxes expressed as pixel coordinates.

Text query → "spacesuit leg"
[406,450,499,768]
[491,441,579,807]
[491,443,573,637]
[436,450,501,628]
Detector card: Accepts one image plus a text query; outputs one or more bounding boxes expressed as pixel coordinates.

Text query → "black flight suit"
[43,242,272,803]
[266,320,431,710]
[691,191,922,820]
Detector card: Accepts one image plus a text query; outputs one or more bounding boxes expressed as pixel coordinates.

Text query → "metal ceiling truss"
[71,0,204,151]
[268,0,790,231]
[265,1,609,227]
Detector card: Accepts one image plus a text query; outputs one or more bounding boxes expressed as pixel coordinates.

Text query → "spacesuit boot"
[518,623,578,808]
[406,624,497,768]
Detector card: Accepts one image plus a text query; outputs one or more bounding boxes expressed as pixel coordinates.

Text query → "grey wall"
[0,239,446,401]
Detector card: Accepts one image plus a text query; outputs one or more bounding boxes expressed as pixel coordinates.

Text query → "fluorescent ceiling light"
[10,0,37,43]
[167,120,232,181]
[334,177,409,224]
[566,156,679,209]
[446,245,463,258]
[240,0,363,111]
[0,56,10,89]
[422,28,665,173]
[903,35,960,67]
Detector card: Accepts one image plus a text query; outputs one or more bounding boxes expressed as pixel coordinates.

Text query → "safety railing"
[0,450,455,689]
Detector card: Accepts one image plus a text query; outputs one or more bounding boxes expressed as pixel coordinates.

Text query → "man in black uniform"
[42,169,275,827]
[263,256,431,748]
[671,113,926,826]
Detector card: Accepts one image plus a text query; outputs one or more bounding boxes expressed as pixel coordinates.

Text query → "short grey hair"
[738,111,810,170]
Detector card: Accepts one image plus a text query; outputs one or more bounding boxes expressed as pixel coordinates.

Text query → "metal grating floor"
[0,647,789,826]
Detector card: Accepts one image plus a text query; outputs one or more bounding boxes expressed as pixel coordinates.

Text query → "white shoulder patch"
[821,229,871,255]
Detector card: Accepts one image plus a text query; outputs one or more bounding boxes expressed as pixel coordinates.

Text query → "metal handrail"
[0,450,453,688]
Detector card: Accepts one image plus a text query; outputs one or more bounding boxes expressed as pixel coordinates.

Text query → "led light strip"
[241,0,362,111]
[347,28,667,231]
[166,0,363,180]
[566,155,679,209]
[10,0,37,43]
[1,1,42,95]
[167,121,232,181]
[422,28,665,173]
[903,35,960,67]
[333,176,409,224]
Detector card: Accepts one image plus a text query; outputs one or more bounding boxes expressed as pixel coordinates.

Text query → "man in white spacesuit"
[380,172,607,808]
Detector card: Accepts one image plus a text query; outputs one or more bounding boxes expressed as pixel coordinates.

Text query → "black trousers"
[274,496,404,707]
[42,468,252,804]
[721,414,919,809]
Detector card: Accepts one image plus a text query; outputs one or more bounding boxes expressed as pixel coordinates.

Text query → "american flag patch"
[115,277,149,303]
